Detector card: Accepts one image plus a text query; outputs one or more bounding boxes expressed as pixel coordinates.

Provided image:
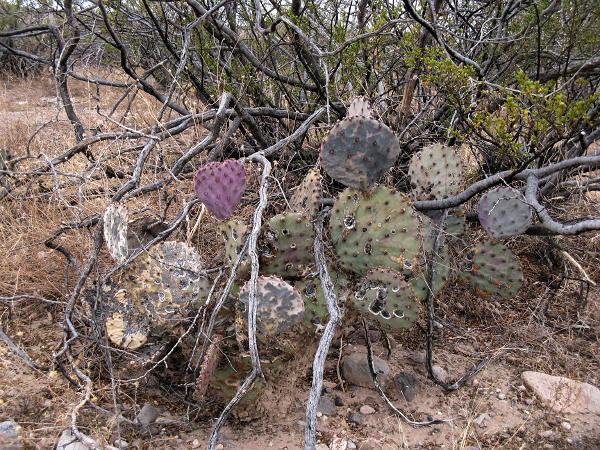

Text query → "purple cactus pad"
[194,159,246,220]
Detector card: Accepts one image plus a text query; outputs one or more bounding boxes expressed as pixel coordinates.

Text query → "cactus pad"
[477,187,532,239]
[261,212,315,277]
[221,219,250,274]
[104,286,149,350]
[423,207,466,238]
[411,245,451,299]
[462,240,523,299]
[103,203,129,262]
[194,159,246,220]
[347,96,374,118]
[353,268,420,330]
[408,144,464,200]
[289,168,322,218]
[239,276,305,336]
[330,187,425,276]
[296,270,349,332]
[320,117,400,190]
[121,241,210,325]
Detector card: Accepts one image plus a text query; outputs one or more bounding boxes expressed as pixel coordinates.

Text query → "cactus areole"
[194,159,246,220]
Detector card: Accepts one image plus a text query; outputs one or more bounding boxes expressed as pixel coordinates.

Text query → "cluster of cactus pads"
[102,97,534,402]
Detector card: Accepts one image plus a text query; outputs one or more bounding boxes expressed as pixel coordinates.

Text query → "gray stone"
[473,413,488,427]
[0,421,21,450]
[359,405,376,415]
[347,441,357,449]
[561,421,572,431]
[394,372,419,402]
[522,371,600,414]
[347,412,364,426]
[136,403,159,426]
[317,396,337,417]
[539,430,554,438]
[342,352,390,387]
[408,351,427,365]
[432,365,448,382]
[56,429,92,450]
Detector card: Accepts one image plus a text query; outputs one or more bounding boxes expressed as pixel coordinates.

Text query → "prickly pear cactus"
[353,268,420,330]
[261,212,315,277]
[477,187,532,240]
[411,245,451,299]
[408,144,464,200]
[330,187,425,277]
[320,117,400,190]
[194,159,246,220]
[103,203,129,263]
[102,284,149,350]
[289,168,322,219]
[117,241,211,328]
[461,240,523,299]
[346,96,374,118]
[221,219,250,275]
[423,207,466,238]
[238,276,305,336]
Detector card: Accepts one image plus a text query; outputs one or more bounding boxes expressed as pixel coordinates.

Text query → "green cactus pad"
[353,268,420,330]
[408,144,464,200]
[221,219,250,275]
[347,96,374,118]
[239,276,305,336]
[477,187,532,239]
[330,187,425,277]
[423,207,466,238]
[261,212,315,277]
[320,117,400,190]
[103,203,129,263]
[462,240,523,299]
[121,241,211,325]
[289,168,322,219]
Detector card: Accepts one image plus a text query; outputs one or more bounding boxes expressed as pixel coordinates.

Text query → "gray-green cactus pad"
[320,117,400,190]
[408,144,464,200]
[103,283,150,350]
[221,219,250,274]
[103,203,129,263]
[239,276,305,336]
[411,245,451,299]
[261,212,315,277]
[462,240,523,299]
[353,268,420,330]
[289,168,322,219]
[330,187,425,277]
[121,241,211,325]
[423,207,466,238]
[477,187,532,239]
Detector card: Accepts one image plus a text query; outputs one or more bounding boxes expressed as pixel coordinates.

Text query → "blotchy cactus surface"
[103,284,149,350]
[477,187,532,239]
[289,168,322,218]
[330,187,425,276]
[353,268,420,330]
[239,276,305,336]
[103,203,129,262]
[409,144,464,200]
[194,159,246,220]
[346,96,374,118]
[320,117,400,190]
[221,219,250,275]
[462,240,523,299]
[261,212,315,277]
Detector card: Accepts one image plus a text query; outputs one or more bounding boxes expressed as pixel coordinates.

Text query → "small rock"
[114,439,128,449]
[522,371,600,414]
[56,429,91,450]
[498,393,506,400]
[342,353,390,387]
[347,413,364,426]
[432,365,448,382]
[408,351,427,365]
[359,405,376,415]
[318,397,338,417]
[136,403,159,426]
[191,439,201,448]
[316,444,329,450]
[323,380,337,390]
[394,372,419,402]
[330,437,348,450]
[539,430,554,438]
[216,444,224,450]
[473,413,488,427]
[334,395,344,407]
[347,441,357,449]
[0,421,19,440]
[561,421,572,431]
[517,384,527,391]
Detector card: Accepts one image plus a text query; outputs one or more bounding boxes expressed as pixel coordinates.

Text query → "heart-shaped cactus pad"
[194,159,246,220]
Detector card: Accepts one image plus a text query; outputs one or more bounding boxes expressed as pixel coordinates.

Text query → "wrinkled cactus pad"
[221,219,250,275]
[320,117,400,190]
[346,96,374,118]
[103,203,129,262]
[330,187,425,276]
[261,212,315,277]
[239,276,305,336]
[353,268,420,330]
[194,159,246,220]
[477,186,532,240]
[461,240,523,299]
[409,143,464,200]
[289,168,322,218]
[103,285,149,350]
